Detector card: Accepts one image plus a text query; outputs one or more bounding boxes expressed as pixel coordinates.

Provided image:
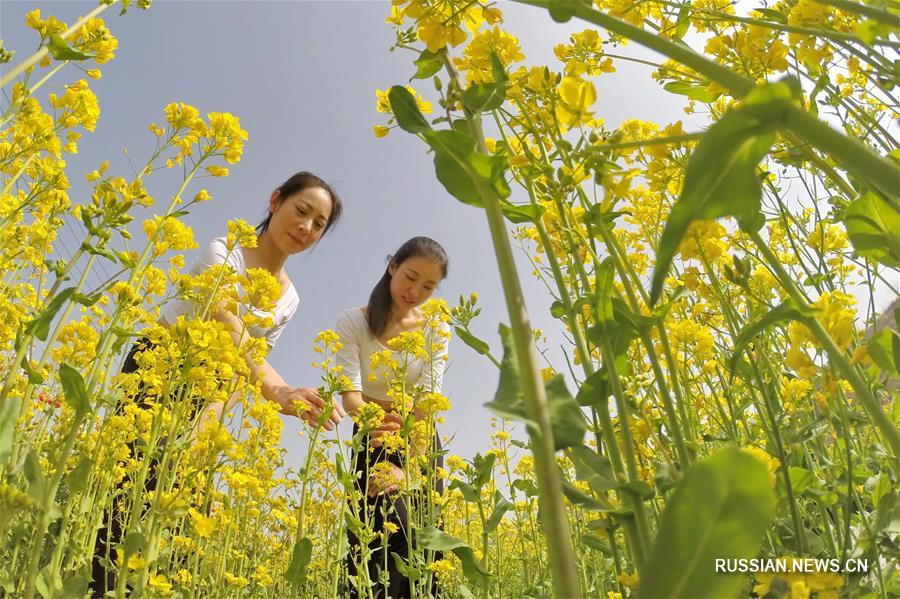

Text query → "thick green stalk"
[439,54,582,599]
[782,105,898,206]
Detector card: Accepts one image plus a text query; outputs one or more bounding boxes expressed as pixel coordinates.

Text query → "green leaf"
[449,479,479,503]
[37,562,63,599]
[674,3,691,39]
[500,202,546,224]
[636,447,775,599]
[568,444,617,492]
[414,126,510,208]
[575,367,612,408]
[663,81,721,103]
[867,327,900,374]
[59,363,91,416]
[473,452,496,489]
[21,356,44,385]
[454,326,491,356]
[489,52,509,84]
[458,584,477,599]
[419,526,490,584]
[462,82,507,113]
[788,466,816,496]
[873,491,900,535]
[47,33,91,61]
[60,574,89,599]
[66,456,92,493]
[484,324,530,422]
[842,191,900,267]
[462,55,508,113]
[728,300,817,376]
[123,531,145,557]
[392,552,422,582]
[388,85,431,134]
[581,534,613,554]
[561,479,607,511]
[25,287,75,341]
[412,50,443,80]
[650,80,797,304]
[544,374,587,450]
[484,324,586,449]
[285,537,313,588]
[485,491,513,534]
[423,129,484,208]
[24,449,47,504]
[622,480,655,499]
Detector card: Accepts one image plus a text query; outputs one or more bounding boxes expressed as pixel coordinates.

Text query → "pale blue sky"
[2,0,693,468]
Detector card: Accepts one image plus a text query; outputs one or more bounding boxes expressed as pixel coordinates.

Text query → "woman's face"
[388,255,444,312]
[267,186,332,254]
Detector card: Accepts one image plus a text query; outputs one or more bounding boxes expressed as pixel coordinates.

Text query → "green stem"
[514,0,900,211]
[0,1,115,88]
[783,105,898,207]
[749,229,900,468]
[814,0,900,27]
[438,52,582,599]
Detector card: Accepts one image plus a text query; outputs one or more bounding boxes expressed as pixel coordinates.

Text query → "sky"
[1,0,696,469]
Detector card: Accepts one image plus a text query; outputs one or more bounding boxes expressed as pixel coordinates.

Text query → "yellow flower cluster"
[48,80,100,132]
[554,30,615,77]
[143,214,198,256]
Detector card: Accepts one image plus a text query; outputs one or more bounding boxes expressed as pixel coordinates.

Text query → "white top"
[334,307,449,403]
[160,237,300,348]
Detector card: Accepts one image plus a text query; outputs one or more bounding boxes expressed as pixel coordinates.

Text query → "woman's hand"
[271,386,344,430]
[368,411,403,448]
[368,463,405,497]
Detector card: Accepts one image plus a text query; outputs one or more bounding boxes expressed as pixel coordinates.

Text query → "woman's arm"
[198,302,343,431]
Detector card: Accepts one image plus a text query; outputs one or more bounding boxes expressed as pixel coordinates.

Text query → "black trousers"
[346,423,443,599]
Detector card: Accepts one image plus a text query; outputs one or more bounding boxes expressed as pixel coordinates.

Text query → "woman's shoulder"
[196,237,243,270]
[337,306,368,328]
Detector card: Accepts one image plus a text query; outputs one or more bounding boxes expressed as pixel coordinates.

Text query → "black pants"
[346,424,443,599]
[89,339,190,597]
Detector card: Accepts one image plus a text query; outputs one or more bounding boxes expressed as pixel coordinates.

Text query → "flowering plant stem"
[0,1,116,88]
[749,229,900,469]
[513,0,900,209]
[438,51,582,599]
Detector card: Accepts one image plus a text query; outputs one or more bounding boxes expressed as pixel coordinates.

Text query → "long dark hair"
[367,237,449,338]
[256,171,343,236]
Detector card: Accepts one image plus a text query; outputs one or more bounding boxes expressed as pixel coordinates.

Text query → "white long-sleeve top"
[334,306,449,403]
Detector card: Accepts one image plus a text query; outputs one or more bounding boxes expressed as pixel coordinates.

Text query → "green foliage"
[842,191,900,268]
[485,324,586,450]
[636,448,775,599]
[419,526,490,585]
[285,537,313,588]
[650,80,801,304]
[728,300,819,376]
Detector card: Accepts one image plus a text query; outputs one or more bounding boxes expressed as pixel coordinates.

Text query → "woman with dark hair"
[157,171,346,425]
[91,171,346,596]
[334,236,450,598]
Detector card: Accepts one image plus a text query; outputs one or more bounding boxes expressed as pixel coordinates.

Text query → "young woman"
[156,170,346,429]
[334,236,450,599]
[90,171,346,596]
